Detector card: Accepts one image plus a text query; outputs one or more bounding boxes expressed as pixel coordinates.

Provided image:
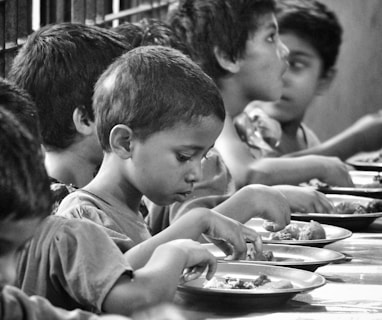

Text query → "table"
[175,218,382,320]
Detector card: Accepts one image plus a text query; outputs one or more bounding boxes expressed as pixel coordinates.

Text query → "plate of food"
[312,172,382,199]
[245,219,352,247]
[202,243,345,271]
[292,194,382,231]
[347,151,382,172]
[177,262,325,310]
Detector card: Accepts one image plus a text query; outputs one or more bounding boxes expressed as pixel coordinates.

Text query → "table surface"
[175,218,382,320]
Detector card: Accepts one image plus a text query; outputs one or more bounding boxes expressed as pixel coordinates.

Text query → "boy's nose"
[185,161,203,183]
[279,39,290,61]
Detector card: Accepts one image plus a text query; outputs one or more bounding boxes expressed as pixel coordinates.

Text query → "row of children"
[2,0,382,319]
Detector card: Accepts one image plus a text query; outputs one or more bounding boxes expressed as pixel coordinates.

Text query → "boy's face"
[0,218,41,287]
[127,115,223,206]
[235,13,289,104]
[260,32,326,124]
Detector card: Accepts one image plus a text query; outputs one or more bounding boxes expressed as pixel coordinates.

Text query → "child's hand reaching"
[272,185,335,214]
[203,210,263,261]
[163,239,217,282]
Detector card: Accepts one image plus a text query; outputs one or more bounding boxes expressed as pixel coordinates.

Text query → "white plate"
[245,219,352,247]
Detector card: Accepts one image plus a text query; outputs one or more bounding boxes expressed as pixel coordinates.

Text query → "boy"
[168,0,353,188]
[56,45,262,254]
[1,77,217,317]
[240,0,341,156]
[254,0,382,161]
[19,46,261,313]
[0,92,113,319]
[8,23,131,189]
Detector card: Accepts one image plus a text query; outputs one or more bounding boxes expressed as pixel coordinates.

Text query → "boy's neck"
[218,78,252,118]
[85,156,143,214]
[44,150,98,188]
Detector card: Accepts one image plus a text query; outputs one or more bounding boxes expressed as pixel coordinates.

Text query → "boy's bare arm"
[286,111,382,161]
[103,240,216,315]
[215,118,353,187]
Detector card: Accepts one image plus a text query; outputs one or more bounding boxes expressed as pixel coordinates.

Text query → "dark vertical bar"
[71,0,85,23]
[17,0,32,39]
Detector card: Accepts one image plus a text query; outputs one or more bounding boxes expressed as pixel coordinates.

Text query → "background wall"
[304,0,382,141]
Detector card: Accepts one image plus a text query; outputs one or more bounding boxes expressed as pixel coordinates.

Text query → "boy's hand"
[164,239,217,282]
[273,185,335,214]
[204,211,263,260]
[310,156,354,187]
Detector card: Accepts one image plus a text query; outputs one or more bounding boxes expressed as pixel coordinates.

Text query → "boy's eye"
[289,60,306,71]
[176,153,192,162]
[267,32,277,43]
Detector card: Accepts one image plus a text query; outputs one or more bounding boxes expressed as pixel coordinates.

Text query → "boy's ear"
[316,67,337,96]
[109,124,134,159]
[213,46,240,73]
[73,106,94,136]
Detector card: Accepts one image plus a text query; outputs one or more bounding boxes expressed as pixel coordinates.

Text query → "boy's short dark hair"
[168,0,276,80]
[113,19,190,55]
[0,78,41,142]
[8,23,131,151]
[0,107,52,221]
[93,45,225,152]
[276,0,343,75]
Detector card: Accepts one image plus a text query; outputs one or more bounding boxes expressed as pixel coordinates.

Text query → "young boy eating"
[18,46,261,314]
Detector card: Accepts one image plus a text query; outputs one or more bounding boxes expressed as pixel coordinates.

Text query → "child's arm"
[286,111,382,161]
[215,117,353,187]
[103,239,216,315]
[126,208,262,269]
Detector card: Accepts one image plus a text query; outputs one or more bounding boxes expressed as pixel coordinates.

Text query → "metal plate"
[292,194,382,231]
[202,243,345,271]
[177,262,325,311]
[316,171,382,199]
[245,219,352,247]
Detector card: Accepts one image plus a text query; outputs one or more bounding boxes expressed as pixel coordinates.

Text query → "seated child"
[8,23,132,190]
[19,46,261,314]
[238,0,382,162]
[0,93,126,319]
[237,0,342,157]
[56,46,262,258]
[168,0,353,188]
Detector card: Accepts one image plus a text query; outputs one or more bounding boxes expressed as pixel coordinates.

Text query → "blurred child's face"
[0,218,41,287]
[235,13,289,105]
[261,32,325,124]
[127,115,223,206]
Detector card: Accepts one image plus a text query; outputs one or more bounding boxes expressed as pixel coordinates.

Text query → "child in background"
[169,0,353,188]
[1,77,216,317]
[8,23,131,190]
[239,0,341,157]
[0,82,131,320]
[246,0,382,161]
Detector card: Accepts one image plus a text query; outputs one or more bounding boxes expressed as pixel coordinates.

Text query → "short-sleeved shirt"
[16,216,134,314]
[56,189,152,246]
[0,285,98,320]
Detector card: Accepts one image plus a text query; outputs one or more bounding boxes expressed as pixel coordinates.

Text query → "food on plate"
[203,274,293,290]
[269,220,326,240]
[355,152,382,163]
[246,245,274,261]
[333,199,382,214]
